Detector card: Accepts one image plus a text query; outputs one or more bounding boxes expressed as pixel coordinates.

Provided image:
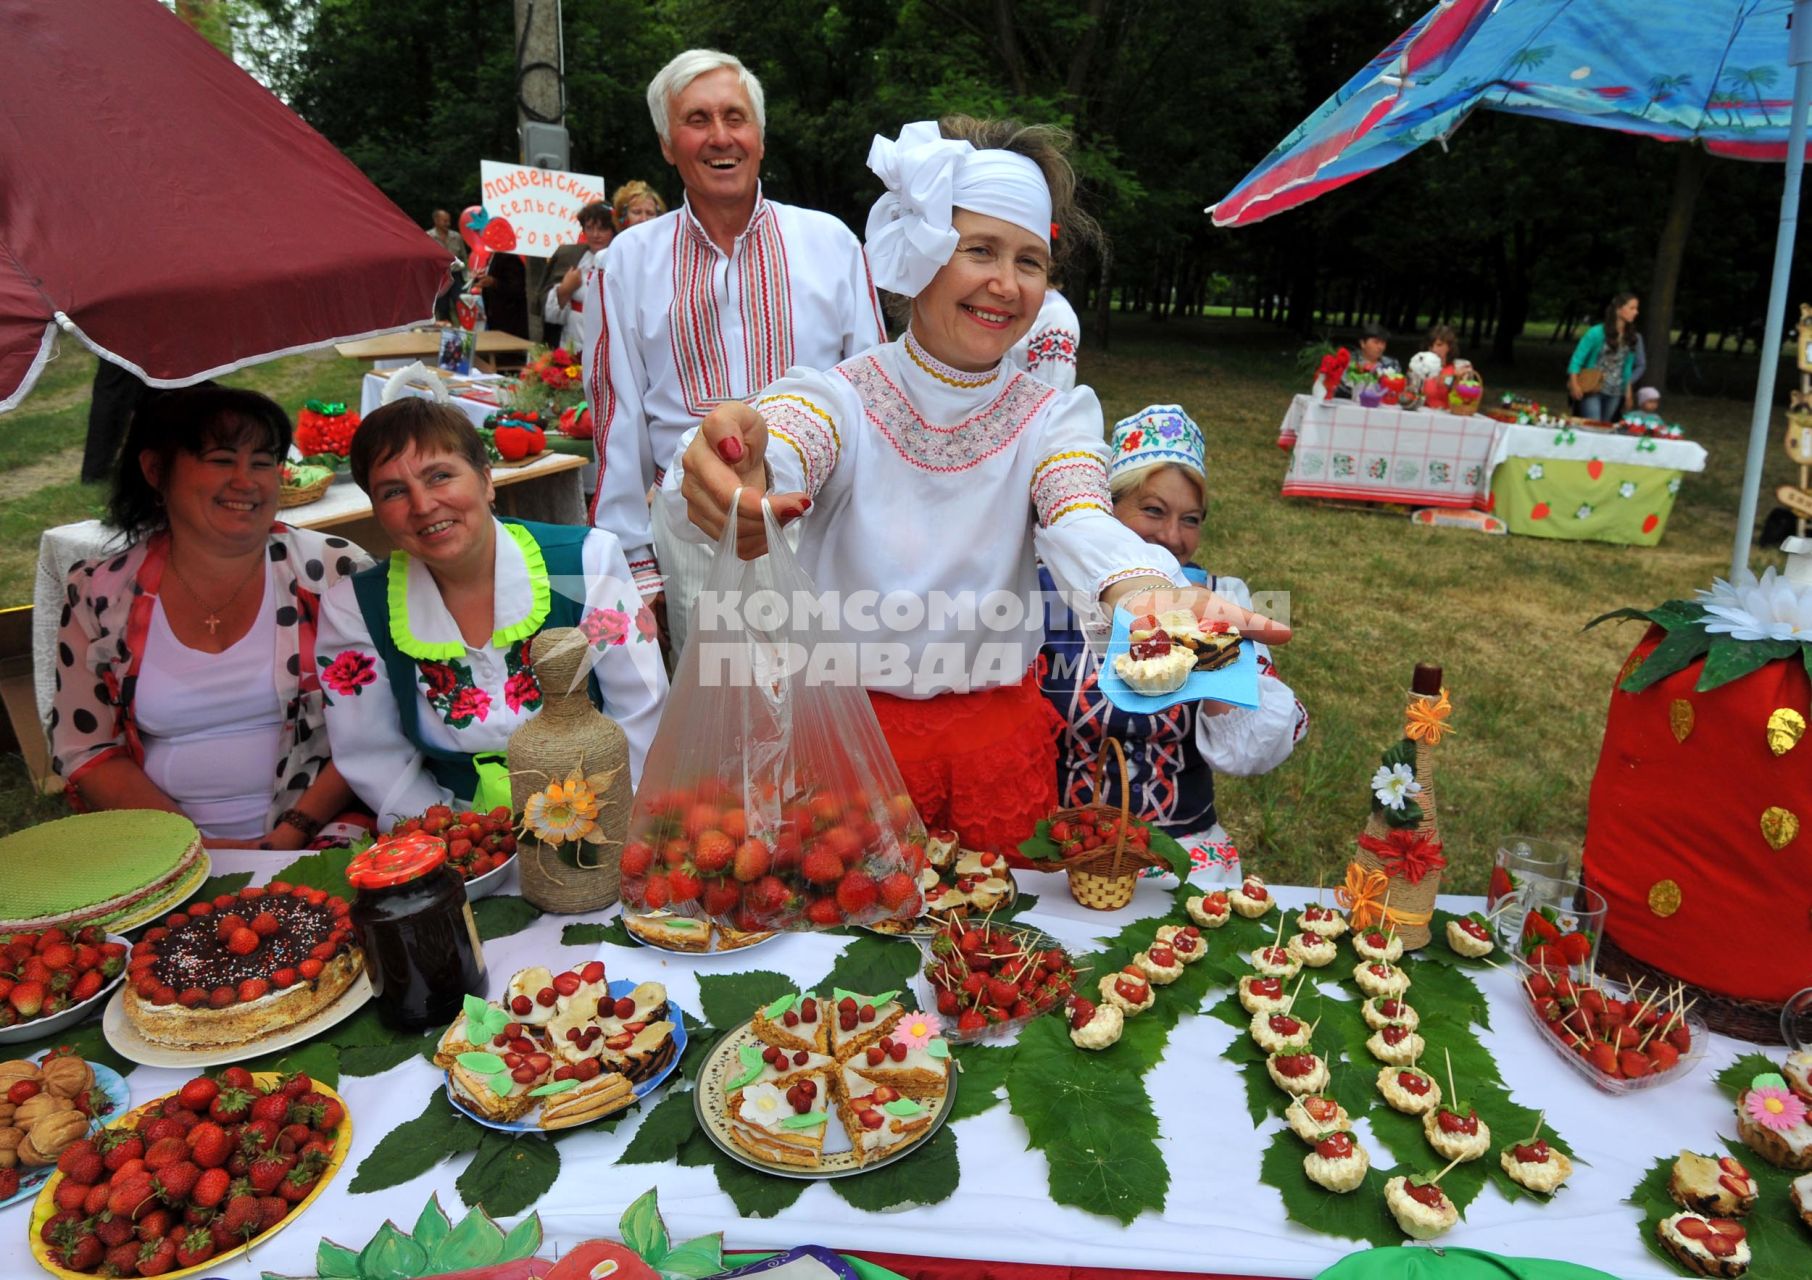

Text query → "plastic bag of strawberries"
[618,494,928,932]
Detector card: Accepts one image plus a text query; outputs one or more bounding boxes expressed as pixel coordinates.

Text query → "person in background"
[582,48,886,650]
[428,209,467,323]
[80,361,149,485]
[478,252,529,340]
[51,385,371,848]
[542,201,615,349]
[1338,322,1400,398]
[1636,385,1662,415]
[1039,406,1307,884]
[317,394,668,830]
[1568,292,1640,422]
[612,179,667,229]
[1008,286,1081,391]
[1426,323,1459,365]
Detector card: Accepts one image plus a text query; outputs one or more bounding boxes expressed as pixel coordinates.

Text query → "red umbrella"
[0,0,453,412]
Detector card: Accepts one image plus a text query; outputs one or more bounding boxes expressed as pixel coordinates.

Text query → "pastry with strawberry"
[1250,1010,1311,1054]
[1352,927,1404,965]
[1133,943,1185,985]
[1249,944,1301,980]
[1285,1094,1351,1143]
[1735,1085,1812,1170]
[1100,966,1156,1016]
[1285,931,1337,969]
[1354,961,1411,999]
[1670,1151,1758,1217]
[1067,996,1124,1050]
[722,1041,835,1092]
[1186,891,1232,929]
[1153,923,1207,963]
[1423,1104,1491,1162]
[1365,1022,1424,1066]
[1296,903,1348,940]
[1445,913,1495,958]
[1657,1212,1750,1277]
[828,990,905,1060]
[752,993,830,1055]
[1384,1174,1458,1239]
[835,1067,937,1165]
[1791,1171,1812,1228]
[1113,626,1195,696]
[1360,996,1418,1032]
[1303,1129,1370,1193]
[1500,1137,1573,1195]
[1267,1049,1329,1095]
[1228,875,1275,919]
[726,1076,831,1169]
[1377,1065,1442,1115]
[503,966,562,1026]
[1784,1049,1812,1105]
[623,912,714,952]
[1237,974,1290,1016]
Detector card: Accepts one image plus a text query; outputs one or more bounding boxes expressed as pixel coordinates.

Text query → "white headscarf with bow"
[864,121,1053,297]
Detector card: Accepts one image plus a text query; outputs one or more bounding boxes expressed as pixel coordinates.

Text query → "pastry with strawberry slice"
[1785,1049,1812,1105]
[1068,996,1123,1050]
[1376,1065,1442,1115]
[1354,961,1411,999]
[1237,974,1290,1016]
[828,990,905,1061]
[1153,924,1206,964]
[1500,1137,1572,1195]
[1285,1093,1351,1143]
[1228,875,1275,919]
[1113,627,1195,695]
[623,912,713,952]
[503,967,561,1027]
[1365,1022,1424,1066]
[1670,1151,1759,1217]
[1657,1212,1750,1277]
[597,1019,679,1084]
[1444,913,1495,958]
[1100,967,1155,1016]
[1250,1010,1311,1054]
[722,1041,836,1092]
[1248,944,1302,980]
[1186,891,1232,929]
[1266,1049,1329,1095]
[1352,927,1404,964]
[835,1067,936,1165]
[1296,903,1348,940]
[1303,1129,1370,1193]
[1285,931,1337,969]
[1791,1171,1812,1229]
[726,1076,831,1169]
[1735,1087,1812,1170]
[752,993,830,1055]
[1360,996,1418,1032]
[1384,1174,1458,1240]
[1423,1105,1491,1162]
[1133,943,1185,985]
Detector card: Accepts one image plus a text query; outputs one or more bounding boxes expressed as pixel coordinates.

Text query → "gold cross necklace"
[167,554,264,636]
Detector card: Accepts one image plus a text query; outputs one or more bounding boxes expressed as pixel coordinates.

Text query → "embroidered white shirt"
[581,191,886,592]
[316,520,669,829]
[1007,290,1081,392]
[658,331,1183,697]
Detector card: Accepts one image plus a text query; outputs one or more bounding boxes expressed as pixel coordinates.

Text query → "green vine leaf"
[830,1125,959,1211]
[188,870,253,904]
[948,1044,1013,1121]
[270,846,359,900]
[818,934,924,1005]
[679,1012,715,1083]
[620,1089,700,1165]
[1258,1129,1400,1247]
[677,1128,808,1217]
[1037,1110,1168,1224]
[472,894,541,941]
[1402,958,1492,1032]
[349,1092,482,1193]
[1716,1052,1781,1101]
[562,918,634,947]
[695,969,797,1030]
[993,891,1040,921]
[455,1130,559,1217]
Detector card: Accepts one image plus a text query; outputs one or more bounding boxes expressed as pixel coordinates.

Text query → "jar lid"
[347,831,447,889]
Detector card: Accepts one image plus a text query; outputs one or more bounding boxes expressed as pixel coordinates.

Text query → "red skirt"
[869,673,1060,860]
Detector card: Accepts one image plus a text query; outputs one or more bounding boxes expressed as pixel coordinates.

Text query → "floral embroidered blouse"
[48,525,372,829]
[315,519,669,829]
[1008,290,1080,392]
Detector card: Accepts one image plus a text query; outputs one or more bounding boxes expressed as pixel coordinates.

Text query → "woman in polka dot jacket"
[48,384,373,849]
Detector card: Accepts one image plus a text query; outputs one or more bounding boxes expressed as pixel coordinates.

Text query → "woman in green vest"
[317,395,669,830]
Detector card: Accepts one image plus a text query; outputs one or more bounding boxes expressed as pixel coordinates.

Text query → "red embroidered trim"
[837,357,1054,474]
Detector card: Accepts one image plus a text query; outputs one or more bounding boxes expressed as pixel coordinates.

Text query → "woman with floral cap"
[661,118,1290,854]
[316,388,669,830]
[1038,405,1307,884]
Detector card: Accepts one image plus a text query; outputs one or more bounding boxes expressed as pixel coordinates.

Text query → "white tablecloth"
[15,861,1755,1279]
[360,372,599,495]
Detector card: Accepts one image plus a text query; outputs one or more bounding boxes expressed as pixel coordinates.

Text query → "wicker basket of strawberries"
[1018,739,1190,909]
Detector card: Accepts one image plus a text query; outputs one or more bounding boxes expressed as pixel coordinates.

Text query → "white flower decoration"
[1667,477,1682,495]
[1698,567,1812,642]
[1575,504,1594,519]
[1525,463,1545,480]
[1618,481,1637,499]
[1371,762,1422,810]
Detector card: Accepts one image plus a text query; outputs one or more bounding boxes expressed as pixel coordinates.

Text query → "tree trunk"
[991,0,1030,97]
[1094,239,1113,354]
[1643,143,1709,393]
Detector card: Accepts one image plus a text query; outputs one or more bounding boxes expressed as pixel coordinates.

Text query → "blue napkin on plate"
[1097,607,1260,713]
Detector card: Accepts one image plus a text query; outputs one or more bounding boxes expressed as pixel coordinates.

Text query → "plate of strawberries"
[389,805,518,901]
[917,920,1078,1044]
[0,930,132,1045]
[1515,958,1707,1094]
[28,1068,350,1278]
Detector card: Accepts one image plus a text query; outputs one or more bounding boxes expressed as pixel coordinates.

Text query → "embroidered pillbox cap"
[1109,404,1206,488]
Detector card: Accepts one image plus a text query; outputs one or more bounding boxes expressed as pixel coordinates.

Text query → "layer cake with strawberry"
[725,1077,831,1168]
[752,992,829,1054]
[834,1065,936,1165]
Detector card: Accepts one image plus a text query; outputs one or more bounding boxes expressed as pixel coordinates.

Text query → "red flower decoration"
[1356,829,1447,885]
[635,606,659,642]
[504,670,541,713]
[418,661,458,698]
[321,650,377,697]
[581,607,631,647]
[449,686,492,723]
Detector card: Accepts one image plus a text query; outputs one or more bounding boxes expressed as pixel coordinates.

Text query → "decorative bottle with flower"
[508,626,632,913]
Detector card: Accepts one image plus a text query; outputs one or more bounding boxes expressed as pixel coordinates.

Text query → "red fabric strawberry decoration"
[294,401,360,457]
[558,403,593,439]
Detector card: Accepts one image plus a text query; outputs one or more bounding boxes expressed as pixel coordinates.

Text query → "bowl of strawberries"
[1514,956,1707,1094]
[0,929,131,1044]
[1509,878,1606,977]
[390,805,518,901]
[918,919,1078,1044]
[28,1067,350,1277]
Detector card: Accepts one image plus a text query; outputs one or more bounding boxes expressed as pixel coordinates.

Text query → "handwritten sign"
[479,161,606,257]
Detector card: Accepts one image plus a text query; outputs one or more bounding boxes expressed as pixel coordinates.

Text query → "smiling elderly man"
[580,49,886,650]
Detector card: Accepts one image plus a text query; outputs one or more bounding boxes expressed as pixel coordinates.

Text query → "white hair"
[1109,461,1205,507]
[647,49,766,145]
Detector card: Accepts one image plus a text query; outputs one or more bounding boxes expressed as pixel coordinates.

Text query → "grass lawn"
[0,317,1789,895]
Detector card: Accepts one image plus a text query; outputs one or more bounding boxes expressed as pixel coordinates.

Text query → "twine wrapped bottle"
[508,627,630,914]
[1355,663,1446,949]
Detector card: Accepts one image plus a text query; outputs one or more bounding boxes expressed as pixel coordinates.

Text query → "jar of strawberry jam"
[347,832,487,1029]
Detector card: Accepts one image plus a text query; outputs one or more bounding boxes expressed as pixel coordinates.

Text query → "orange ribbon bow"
[1335,862,1435,931]
[1404,687,1455,745]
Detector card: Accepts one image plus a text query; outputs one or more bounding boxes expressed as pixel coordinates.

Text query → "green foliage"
[1259,1129,1400,1247]
[695,969,796,1030]
[350,1093,483,1193]
[561,918,635,947]
[831,1125,961,1212]
[470,894,540,941]
[1717,1052,1783,1100]
[455,1130,561,1217]
[271,845,359,900]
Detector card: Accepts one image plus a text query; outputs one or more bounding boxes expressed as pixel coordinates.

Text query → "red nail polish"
[718,436,744,464]
[798,497,811,512]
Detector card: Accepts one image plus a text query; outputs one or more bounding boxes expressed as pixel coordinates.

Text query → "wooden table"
[333,328,535,371]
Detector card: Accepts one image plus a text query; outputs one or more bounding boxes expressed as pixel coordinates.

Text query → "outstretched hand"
[678,401,810,559]
[1120,584,1291,646]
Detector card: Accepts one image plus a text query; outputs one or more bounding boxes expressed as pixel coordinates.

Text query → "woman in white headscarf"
[661,117,1289,855]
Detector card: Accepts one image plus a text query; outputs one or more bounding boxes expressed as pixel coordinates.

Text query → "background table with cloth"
[1277,395,1502,508]
[0,848,1772,1280]
[359,372,599,494]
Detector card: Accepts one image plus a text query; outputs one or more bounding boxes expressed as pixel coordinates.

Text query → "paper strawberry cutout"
[1586,459,1604,480]
[1531,502,1551,520]
[1642,513,1659,534]
[482,217,518,251]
